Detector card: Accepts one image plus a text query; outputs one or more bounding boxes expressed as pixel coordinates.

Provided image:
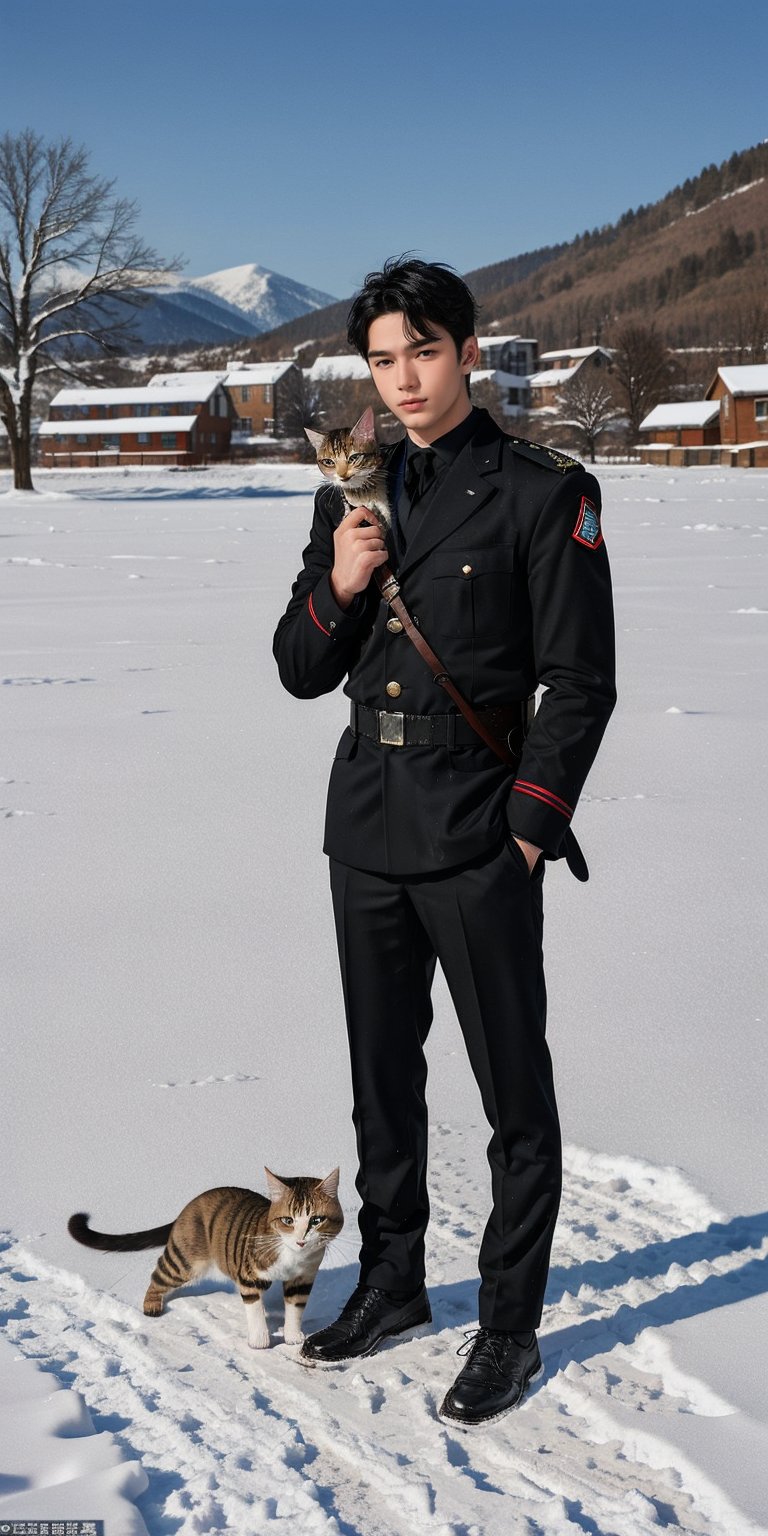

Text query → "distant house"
[223,362,303,439]
[471,369,531,417]
[477,335,538,375]
[638,401,721,450]
[636,363,768,466]
[307,354,371,384]
[529,346,614,411]
[706,364,768,466]
[40,381,231,468]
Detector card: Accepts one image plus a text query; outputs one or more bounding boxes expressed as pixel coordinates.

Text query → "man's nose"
[397,359,419,390]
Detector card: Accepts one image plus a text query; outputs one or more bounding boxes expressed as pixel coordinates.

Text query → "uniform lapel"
[398,416,505,576]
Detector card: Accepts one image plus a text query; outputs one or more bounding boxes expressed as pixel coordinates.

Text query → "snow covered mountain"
[186,263,336,331]
[132,262,337,347]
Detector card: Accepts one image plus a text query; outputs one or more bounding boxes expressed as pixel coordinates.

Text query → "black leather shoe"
[438,1328,543,1426]
[298,1283,431,1368]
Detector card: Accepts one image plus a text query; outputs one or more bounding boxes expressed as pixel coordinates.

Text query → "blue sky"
[2,0,766,300]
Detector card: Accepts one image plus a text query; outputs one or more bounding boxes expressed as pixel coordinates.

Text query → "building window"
[240,386,250,402]
[723,394,730,418]
[76,434,88,444]
[161,434,177,449]
[102,436,119,450]
[755,399,768,420]
[263,384,273,405]
[135,404,151,416]
[137,433,150,445]
[239,417,252,432]
[210,433,217,445]
[263,417,275,435]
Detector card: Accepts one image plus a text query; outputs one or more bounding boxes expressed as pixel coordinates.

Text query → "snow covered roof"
[51,384,218,408]
[639,401,720,431]
[539,346,611,362]
[40,416,198,437]
[308,354,370,382]
[477,334,520,347]
[148,371,226,392]
[225,362,294,386]
[717,365,768,395]
[529,364,580,388]
[471,369,531,388]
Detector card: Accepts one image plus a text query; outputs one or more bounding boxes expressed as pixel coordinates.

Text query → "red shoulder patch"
[571,496,603,549]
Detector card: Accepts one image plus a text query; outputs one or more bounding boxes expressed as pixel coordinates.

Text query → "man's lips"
[401,399,426,408]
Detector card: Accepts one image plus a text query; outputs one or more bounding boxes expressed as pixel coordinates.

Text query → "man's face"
[366,312,479,444]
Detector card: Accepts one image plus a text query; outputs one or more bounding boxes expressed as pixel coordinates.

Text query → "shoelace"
[456,1328,532,1382]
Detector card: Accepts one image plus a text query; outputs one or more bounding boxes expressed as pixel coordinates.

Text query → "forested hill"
[249,141,768,358]
[463,141,768,349]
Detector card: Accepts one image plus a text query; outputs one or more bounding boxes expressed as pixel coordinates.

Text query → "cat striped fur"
[305,405,391,529]
[68,1167,342,1349]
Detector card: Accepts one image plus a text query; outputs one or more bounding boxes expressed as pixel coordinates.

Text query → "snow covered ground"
[2,460,767,1535]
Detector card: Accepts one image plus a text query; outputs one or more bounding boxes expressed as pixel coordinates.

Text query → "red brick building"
[706,365,768,466]
[40,381,232,468]
[637,364,768,467]
[222,362,303,439]
[638,401,721,462]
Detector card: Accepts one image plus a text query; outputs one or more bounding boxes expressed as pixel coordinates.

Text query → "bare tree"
[556,368,618,462]
[611,324,674,440]
[0,129,178,489]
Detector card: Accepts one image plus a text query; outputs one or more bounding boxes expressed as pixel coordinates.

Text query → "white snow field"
[2,460,767,1535]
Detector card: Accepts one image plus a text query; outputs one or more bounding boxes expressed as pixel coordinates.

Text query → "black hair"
[346,255,480,363]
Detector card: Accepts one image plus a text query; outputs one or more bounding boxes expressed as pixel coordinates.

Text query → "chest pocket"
[430,544,517,638]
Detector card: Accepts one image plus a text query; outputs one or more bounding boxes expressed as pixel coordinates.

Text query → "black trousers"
[329,835,561,1330]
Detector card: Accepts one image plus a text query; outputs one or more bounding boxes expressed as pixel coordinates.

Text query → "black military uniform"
[273,406,616,1331]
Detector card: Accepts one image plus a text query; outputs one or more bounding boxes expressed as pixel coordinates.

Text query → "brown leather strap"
[375,564,518,767]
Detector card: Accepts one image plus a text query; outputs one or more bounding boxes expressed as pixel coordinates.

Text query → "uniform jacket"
[273,408,616,878]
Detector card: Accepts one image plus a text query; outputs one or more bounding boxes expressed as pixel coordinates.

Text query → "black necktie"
[405,447,437,505]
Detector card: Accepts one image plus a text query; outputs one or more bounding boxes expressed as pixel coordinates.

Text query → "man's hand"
[514,835,543,876]
[329,505,389,609]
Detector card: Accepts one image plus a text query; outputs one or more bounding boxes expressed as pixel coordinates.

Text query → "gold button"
[462,564,473,575]
[386,681,402,699]
[387,617,404,634]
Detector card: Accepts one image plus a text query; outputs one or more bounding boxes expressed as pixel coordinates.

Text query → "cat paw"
[283,1330,304,1347]
[247,1329,271,1350]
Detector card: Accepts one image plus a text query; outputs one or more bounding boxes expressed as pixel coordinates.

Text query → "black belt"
[350,697,535,751]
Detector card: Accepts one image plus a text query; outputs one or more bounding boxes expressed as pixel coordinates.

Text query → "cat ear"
[317,1167,340,1199]
[264,1167,291,1201]
[304,426,325,450]
[350,407,376,444]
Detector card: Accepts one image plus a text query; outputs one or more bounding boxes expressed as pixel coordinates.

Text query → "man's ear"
[460,336,481,372]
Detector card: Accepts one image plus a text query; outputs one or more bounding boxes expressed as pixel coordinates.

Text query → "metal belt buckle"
[378,710,405,747]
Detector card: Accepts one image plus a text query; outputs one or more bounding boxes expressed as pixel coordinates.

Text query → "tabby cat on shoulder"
[305,405,391,529]
[68,1168,343,1350]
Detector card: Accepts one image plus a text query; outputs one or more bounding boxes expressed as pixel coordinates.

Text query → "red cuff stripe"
[308,591,331,637]
[512,780,573,818]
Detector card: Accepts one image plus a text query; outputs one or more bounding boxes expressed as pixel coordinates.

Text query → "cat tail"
[68,1212,173,1252]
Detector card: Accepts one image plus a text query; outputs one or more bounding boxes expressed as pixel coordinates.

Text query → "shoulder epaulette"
[505,436,582,475]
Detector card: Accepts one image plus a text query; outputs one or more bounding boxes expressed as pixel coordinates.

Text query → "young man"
[273,257,616,1426]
